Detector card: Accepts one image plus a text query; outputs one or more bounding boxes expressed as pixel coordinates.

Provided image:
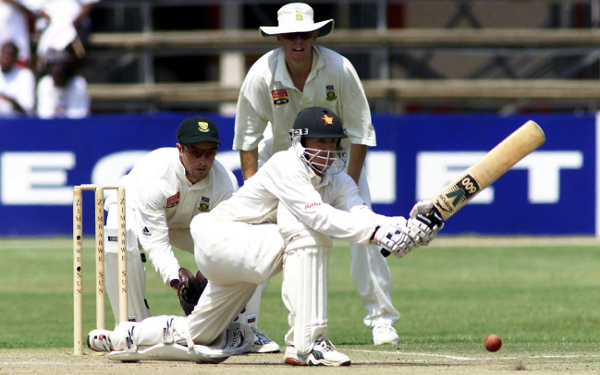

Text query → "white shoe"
[372,324,399,345]
[250,327,280,353]
[87,329,113,352]
[284,339,350,366]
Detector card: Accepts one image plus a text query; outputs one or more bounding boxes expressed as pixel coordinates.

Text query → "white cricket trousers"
[185,213,285,344]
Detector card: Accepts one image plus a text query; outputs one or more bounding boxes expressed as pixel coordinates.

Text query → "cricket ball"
[484,334,502,352]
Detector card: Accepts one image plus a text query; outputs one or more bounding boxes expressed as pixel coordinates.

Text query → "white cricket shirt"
[36,75,90,118]
[234,45,376,161]
[123,148,237,284]
[0,66,35,115]
[213,147,384,245]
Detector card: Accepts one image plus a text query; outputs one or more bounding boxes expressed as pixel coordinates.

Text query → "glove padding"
[408,218,434,246]
[409,200,445,245]
[177,268,208,316]
[371,219,419,259]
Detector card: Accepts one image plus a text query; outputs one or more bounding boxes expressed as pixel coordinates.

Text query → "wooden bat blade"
[432,120,546,221]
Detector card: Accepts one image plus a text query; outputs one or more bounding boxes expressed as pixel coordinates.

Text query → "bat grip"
[381,249,391,257]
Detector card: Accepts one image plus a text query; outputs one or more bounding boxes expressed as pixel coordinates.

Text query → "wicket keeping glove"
[176,268,208,316]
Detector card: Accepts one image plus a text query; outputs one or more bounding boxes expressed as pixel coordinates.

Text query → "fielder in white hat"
[234,2,402,353]
[259,2,334,37]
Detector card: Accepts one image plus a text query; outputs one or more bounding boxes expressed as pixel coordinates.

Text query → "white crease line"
[0,361,62,365]
[531,355,600,359]
[350,349,600,361]
[351,349,484,361]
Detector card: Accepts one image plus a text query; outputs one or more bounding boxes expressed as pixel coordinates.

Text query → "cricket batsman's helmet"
[289,107,348,175]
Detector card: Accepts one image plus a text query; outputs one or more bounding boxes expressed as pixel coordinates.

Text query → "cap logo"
[322,114,334,125]
[198,122,210,133]
[296,10,303,21]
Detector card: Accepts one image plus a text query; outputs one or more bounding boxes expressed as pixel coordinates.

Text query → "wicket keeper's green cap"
[176,116,221,145]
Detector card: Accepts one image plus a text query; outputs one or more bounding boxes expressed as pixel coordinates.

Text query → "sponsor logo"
[142,227,151,236]
[326,84,337,101]
[199,196,210,212]
[198,122,209,132]
[434,174,481,214]
[304,202,321,210]
[108,236,118,242]
[166,192,180,209]
[271,88,289,107]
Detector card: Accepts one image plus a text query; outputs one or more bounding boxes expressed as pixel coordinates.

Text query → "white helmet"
[289,107,348,175]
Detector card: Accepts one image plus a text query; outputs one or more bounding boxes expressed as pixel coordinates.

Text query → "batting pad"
[108,343,228,363]
[107,319,252,363]
[282,246,330,354]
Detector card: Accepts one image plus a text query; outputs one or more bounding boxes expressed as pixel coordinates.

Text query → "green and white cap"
[176,116,221,145]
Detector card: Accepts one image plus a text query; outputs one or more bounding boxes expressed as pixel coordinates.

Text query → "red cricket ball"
[484,334,502,352]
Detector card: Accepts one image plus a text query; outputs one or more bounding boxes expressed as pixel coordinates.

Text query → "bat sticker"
[450,174,480,205]
[434,174,481,214]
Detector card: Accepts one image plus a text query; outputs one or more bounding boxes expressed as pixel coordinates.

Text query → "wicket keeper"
[103,116,237,325]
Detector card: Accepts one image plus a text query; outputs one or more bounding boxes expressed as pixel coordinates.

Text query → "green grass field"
[0,236,599,373]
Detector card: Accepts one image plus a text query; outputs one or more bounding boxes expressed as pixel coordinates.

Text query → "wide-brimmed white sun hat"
[260,2,334,37]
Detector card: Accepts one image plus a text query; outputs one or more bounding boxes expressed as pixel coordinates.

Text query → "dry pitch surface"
[1,346,600,375]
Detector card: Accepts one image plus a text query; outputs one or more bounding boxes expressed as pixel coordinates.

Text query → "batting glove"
[409,200,445,243]
[371,221,418,259]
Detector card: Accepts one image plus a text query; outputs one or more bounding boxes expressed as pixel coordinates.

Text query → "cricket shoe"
[88,329,113,352]
[250,327,280,353]
[284,339,350,366]
[372,324,399,345]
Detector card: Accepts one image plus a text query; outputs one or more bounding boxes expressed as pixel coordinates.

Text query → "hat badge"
[198,122,210,133]
[295,10,303,21]
[322,114,334,125]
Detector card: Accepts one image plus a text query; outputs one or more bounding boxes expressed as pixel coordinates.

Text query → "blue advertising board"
[0,113,595,236]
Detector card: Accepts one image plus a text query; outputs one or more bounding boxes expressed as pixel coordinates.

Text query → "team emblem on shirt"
[166,192,180,209]
[326,84,337,101]
[322,114,334,125]
[271,88,289,107]
[199,196,210,212]
[198,122,210,132]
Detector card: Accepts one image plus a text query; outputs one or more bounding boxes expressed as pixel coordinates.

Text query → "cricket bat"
[382,120,546,256]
